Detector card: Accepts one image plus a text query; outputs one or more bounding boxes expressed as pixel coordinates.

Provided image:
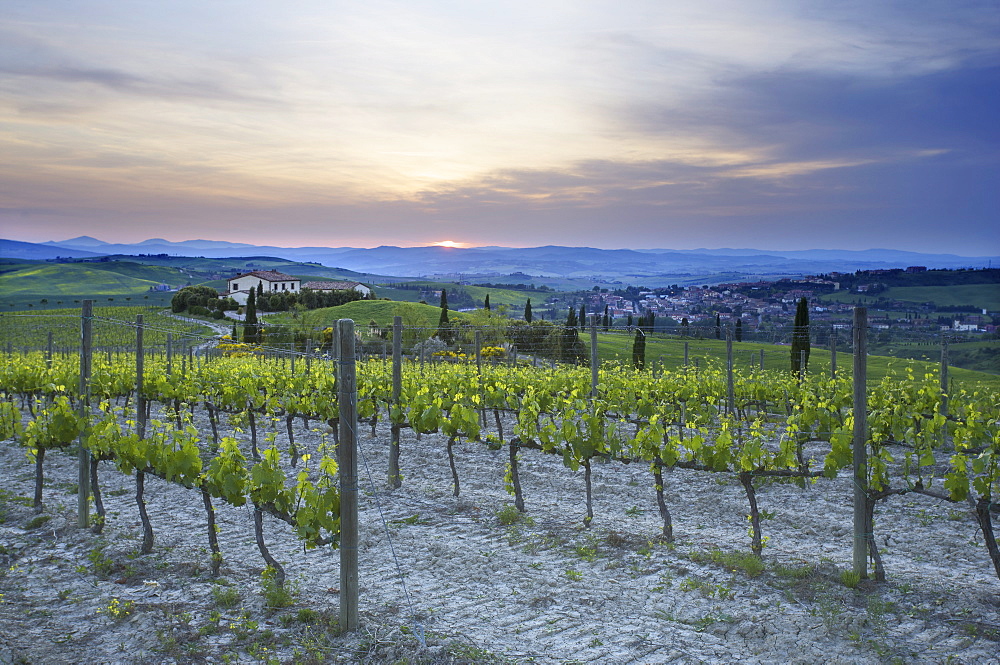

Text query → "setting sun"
[432,240,466,248]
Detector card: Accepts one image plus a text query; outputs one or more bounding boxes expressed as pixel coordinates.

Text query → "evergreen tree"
[484,293,491,311]
[560,320,586,365]
[602,305,610,331]
[715,313,721,339]
[681,317,689,336]
[257,281,264,299]
[231,322,238,341]
[579,304,587,329]
[524,298,533,323]
[437,289,451,342]
[243,290,258,344]
[791,297,811,375]
[566,306,578,328]
[632,328,646,369]
[627,313,633,328]
[735,318,743,342]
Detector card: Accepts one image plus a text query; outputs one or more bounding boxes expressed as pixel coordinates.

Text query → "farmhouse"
[302,280,373,298]
[225,270,300,305]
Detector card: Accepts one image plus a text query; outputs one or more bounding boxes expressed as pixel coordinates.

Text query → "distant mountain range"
[2,236,996,282]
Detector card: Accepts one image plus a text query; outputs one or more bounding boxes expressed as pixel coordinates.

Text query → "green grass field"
[0,261,184,296]
[262,299,469,334]
[373,281,537,310]
[820,283,1000,310]
[867,338,1000,375]
[0,261,187,310]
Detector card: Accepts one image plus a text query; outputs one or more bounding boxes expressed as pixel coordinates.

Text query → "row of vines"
[1,322,998,586]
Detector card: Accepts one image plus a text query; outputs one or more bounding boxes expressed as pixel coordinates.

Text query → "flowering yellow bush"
[433,350,469,359]
[431,346,505,360]
[216,340,264,357]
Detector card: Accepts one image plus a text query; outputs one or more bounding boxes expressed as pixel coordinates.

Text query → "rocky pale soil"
[1,405,999,664]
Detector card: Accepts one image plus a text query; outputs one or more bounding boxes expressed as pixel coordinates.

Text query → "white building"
[225,270,300,305]
[303,280,373,297]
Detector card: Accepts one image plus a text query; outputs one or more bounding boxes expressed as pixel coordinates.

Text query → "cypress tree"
[560,319,586,365]
[602,305,610,331]
[566,306,578,328]
[484,294,490,311]
[735,318,743,342]
[681,317,689,336]
[231,322,238,341]
[627,313,633,328]
[791,297,811,375]
[438,289,451,342]
[715,313,721,339]
[579,304,587,328]
[257,281,264,298]
[524,298,533,323]
[632,328,646,369]
[243,290,258,344]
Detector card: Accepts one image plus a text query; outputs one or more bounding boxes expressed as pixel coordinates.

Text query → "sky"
[1,1,998,255]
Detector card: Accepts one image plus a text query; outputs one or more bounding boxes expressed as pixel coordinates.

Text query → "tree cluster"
[171,286,235,314]
[257,287,364,312]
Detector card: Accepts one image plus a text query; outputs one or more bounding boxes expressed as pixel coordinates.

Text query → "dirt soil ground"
[1,407,999,664]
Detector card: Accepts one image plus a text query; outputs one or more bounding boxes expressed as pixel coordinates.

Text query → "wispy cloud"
[0,1,997,253]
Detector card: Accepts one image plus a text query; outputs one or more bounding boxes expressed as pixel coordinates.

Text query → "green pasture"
[374,280,537,310]
[0,261,184,310]
[867,338,1000,376]
[262,300,467,335]
[820,283,1000,310]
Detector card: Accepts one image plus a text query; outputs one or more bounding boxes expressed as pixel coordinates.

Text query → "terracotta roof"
[230,270,298,282]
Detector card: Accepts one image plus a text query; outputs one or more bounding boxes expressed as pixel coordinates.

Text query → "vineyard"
[1,307,998,663]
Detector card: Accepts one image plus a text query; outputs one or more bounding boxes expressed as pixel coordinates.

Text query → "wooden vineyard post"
[759,348,764,371]
[337,319,359,632]
[852,307,868,579]
[726,325,734,415]
[590,315,599,398]
[389,316,402,488]
[940,335,949,418]
[136,315,146,439]
[475,330,482,374]
[78,300,93,528]
[830,328,837,380]
[166,333,173,376]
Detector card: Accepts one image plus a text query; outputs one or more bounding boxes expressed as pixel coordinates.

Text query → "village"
[541,272,995,335]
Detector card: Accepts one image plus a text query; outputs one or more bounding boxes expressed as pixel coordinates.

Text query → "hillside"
[0,261,190,309]
[820,284,999,311]
[0,256,403,310]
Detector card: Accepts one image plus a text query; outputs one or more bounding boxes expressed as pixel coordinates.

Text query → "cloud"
[0,1,997,254]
